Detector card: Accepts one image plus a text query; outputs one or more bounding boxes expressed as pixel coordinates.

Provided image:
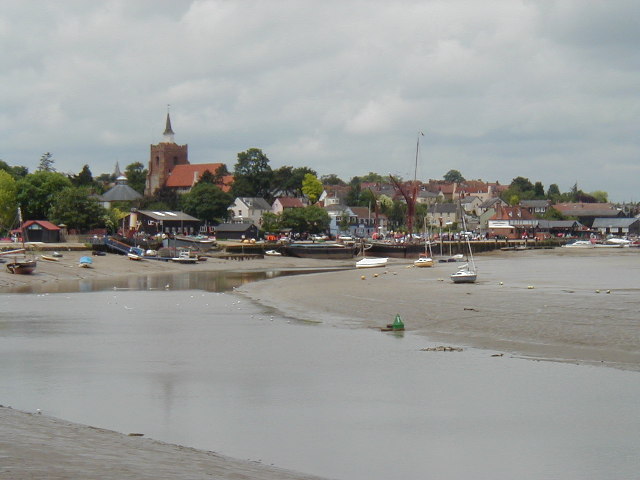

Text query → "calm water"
[0,276,639,479]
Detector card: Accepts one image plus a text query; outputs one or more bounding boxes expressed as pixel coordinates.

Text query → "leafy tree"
[196,170,217,185]
[509,194,520,206]
[49,186,106,231]
[269,166,316,199]
[140,186,179,211]
[510,176,534,192]
[0,160,28,179]
[546,183,561,199]
[320,174,345,186]
[260,212,280,233]
[389,201,406,229]
[103,207,128,234]
[124,162,148,194]
[541,207,567,220]
[301,173,323,204]
[0,170,18,230]
[280,205,330,234]
[346,183,361,206]
[589,191,609,203]
[180,183,232,223]
[360,172,385,183]
[70,164,94,187]
[37,152,56,172]
[533,181,545,198]
[443,169,465,183]
[16,171,72,219]
[212,164,230,185]
[231,148,273,198]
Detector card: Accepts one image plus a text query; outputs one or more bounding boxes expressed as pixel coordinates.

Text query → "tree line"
[0,150,615,236]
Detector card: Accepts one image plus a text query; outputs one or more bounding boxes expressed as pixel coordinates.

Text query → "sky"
[1,0,639,201]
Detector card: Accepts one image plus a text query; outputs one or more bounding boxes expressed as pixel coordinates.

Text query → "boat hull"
[6,260,37,274]
[356,257,388,268]
[284,243,357,259]
[451,273,477,283]
[366,242,426,258]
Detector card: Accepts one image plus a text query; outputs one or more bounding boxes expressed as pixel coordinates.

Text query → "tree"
[280,205,330,234]
[589,191,609,203]
[180,183,232,223]
[260,212,280,233]
[37,152,56,172]
[320,174,345,186]
[16,171,73,219]
[140,186,179,211]
[70,164,94,187]
[301,173,323,204]
[0,160,28,179]
[124,162,148,194]
[231,148,273,198]
[360,172,385,183]
[0,170,18,230]
[49,186,106,231]
[443,169,465,183]
[546,183,561,199]
[533,181,545,198]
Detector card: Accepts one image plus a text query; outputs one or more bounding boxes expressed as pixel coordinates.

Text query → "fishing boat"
[127,246,145,261]
[3,208,37,275]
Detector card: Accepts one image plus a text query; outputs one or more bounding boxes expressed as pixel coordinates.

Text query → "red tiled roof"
[22,220,61,230]
[490,206,535,221]
[275,197,304,208]
[165,163,233,192]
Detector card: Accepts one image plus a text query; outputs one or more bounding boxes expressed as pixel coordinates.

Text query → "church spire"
[163,106,175,143]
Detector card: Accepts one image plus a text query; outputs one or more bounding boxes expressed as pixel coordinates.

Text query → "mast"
[389,132,423,239]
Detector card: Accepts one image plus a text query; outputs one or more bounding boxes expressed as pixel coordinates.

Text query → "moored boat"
[355,257,388,268]
[283,242,357,259]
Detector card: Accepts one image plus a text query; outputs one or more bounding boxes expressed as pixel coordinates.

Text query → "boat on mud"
[283,242,358,259]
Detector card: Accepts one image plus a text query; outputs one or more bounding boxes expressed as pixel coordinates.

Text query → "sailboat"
[450,210,476,283]
[414,217,434,267]
[4,208,37,275]
[355,240,388,268]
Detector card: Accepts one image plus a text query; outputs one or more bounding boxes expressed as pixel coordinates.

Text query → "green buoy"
[392,314,404,330]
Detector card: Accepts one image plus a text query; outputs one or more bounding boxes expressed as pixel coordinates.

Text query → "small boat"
[265,250,282,256]
[52,251,63,258]
[41,254,59,262]
[563,240,594,248]
[356,257,388,269]
[450,263,477,283]
[451,210,477,283]
[170,250,198,264]
[414,256,434,268]
[79,256,93,268]
[127,247,145,261]
[6,258,37,274]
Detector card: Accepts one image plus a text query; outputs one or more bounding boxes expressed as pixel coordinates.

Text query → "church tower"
[145,111,189,196]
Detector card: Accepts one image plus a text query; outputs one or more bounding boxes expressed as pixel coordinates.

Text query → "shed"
[19,220,61,243]
[215,223,259,240]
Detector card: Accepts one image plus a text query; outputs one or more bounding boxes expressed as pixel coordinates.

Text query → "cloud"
[0,1,639,200]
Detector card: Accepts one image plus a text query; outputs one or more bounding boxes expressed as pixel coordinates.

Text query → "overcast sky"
[2,1,639,201]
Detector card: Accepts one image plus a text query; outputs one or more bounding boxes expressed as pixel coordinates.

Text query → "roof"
[238,197,271,210]
[22,220,61,231]
[215,223,258,232]
[274,197,305,208]
[165,163,233,192]
[136,210,199,222]
[520,200,550,208]
[349,206,374,218]
[479,197,505,209]
[428,203,458,214]
[592,217,639,228]
[537,220,583,229]
[491,206,535,221]
[460,195,480,204]
[553,203,621,217]
[100,184,143,202]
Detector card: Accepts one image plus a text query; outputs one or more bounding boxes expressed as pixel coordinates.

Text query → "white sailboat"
[414,217,434,267]
[451,212,477,283]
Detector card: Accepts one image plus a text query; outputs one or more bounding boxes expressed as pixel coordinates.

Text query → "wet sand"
[2,246,639,479]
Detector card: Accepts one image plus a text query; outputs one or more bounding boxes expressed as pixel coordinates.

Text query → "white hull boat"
[356,257,388,269]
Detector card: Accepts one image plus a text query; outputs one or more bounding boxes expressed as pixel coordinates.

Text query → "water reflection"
[2,268,345,295]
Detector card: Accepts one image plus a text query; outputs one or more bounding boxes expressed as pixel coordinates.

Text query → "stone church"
[144,113,233,196]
